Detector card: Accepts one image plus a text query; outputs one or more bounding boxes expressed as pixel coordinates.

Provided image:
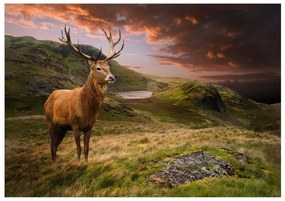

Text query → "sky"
[5,4,281,103]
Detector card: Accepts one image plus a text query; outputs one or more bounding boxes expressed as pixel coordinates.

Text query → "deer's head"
[59,25,124,84]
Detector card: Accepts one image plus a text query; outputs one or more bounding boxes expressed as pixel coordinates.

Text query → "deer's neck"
[80,73,107,114]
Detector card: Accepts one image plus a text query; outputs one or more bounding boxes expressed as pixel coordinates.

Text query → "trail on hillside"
[5,115,45,121]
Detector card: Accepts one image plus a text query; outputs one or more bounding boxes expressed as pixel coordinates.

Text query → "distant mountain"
[5,35,280,131]
[151,80,280,130]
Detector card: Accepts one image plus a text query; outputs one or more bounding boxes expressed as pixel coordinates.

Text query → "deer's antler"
[59,25,124,62]
[59,25,102,62]
[101,26,125,61]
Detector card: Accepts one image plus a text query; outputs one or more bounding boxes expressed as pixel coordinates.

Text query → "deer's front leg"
[84,130,91,162]
[73,129,81,160]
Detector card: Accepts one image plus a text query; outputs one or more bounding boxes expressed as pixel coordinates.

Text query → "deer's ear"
[87,59,95,67]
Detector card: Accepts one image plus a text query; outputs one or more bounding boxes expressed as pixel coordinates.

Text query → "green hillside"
[5,35,281,197]
[5,35,153,117]
[137,79,280,131]
[5,35,280,131]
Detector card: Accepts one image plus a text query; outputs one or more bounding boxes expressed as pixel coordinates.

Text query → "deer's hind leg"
[49,124,57,162]
[55,126,68,152]
[49,124,69,162]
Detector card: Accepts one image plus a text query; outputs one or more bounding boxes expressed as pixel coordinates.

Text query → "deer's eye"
[96,67,102,71]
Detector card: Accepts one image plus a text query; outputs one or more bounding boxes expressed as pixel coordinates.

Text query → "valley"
[4,35,281,197]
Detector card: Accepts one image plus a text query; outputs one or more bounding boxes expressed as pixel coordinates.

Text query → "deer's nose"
[109,75,115,81]
[107,75,115,82]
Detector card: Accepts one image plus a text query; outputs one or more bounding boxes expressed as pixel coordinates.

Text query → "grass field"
[5,117,280,197]
[5,34,281,197]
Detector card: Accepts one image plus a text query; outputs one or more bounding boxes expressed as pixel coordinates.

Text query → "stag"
[44,25,124,162]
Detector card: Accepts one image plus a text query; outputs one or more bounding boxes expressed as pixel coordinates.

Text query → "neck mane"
[80,73,107,114]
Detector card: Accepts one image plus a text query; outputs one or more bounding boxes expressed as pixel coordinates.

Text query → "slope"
[5,35,280,131]
[132,78,280,130]
[5,35,154,117]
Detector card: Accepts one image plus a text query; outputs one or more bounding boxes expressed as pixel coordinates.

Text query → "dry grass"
[5,118,280,196]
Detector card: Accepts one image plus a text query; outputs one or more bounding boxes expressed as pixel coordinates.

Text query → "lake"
[115,91,153,99]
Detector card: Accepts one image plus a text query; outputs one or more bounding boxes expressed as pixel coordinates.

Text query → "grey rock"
[148,151,235,185]
[234,153,247,163]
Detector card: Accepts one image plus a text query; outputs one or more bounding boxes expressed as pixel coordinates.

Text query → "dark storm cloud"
[7,4,280,74]
[217,79,281,103]
[203,72,281,103]
[201,72,280,81]
[6,4,281,103]
[89,4,280,74]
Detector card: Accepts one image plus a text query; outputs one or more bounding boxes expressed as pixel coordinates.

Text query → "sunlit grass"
[5,118,280,197]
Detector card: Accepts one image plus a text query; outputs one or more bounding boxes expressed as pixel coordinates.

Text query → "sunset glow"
[5,4,281,102]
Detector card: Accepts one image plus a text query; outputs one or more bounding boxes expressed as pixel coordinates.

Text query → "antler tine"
[101,26,124,61]
[59,26,67,43]
[108,26,112,41]
[114,29,121,46]
[59,24,100,61]
[106,40,125,61]
[101,27,111,42]
[101,26,113,57]
[59,25,123,63]
[114,40,125,56]
[66,27,71,41]
[62,24,70,42]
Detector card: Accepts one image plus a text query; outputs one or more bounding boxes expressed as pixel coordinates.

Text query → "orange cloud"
[122,24,160,44]
[148,55,194,69]
[174,18,182,25]
[39,22,58,30]
[217,53,225,59]
[6,4,71,23]
[6,15,34,28]
[148,54,238,73]
[185,15,198,25]
[206,51,215,59]
[19,17,36,28]
[5,4,281,76]
[143,26,161,43]
[221,27,243,39]
[227,61,238,68]
[65,4,89,16]
[220,44,232,51]
[5,4,109,38]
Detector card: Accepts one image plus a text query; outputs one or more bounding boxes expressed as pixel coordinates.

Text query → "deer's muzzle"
[106,75,115,83]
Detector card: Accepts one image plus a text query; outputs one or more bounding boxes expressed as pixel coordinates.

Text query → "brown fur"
[44,60,113,162]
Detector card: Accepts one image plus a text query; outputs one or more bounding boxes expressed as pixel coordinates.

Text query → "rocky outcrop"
[181,82,226,113]
[199,85,226,113]
[148,151,234,186]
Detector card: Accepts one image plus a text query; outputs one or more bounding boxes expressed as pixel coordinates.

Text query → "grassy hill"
[5,35,280,197]
[5,35,279,131]
[5,35,153,94]
[5,35,154,117]
[124,78,279,131]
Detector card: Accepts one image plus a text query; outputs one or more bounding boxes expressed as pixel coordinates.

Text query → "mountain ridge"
[5,35,280,131]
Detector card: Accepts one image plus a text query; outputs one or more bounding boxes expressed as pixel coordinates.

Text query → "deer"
[44,25,124,163]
